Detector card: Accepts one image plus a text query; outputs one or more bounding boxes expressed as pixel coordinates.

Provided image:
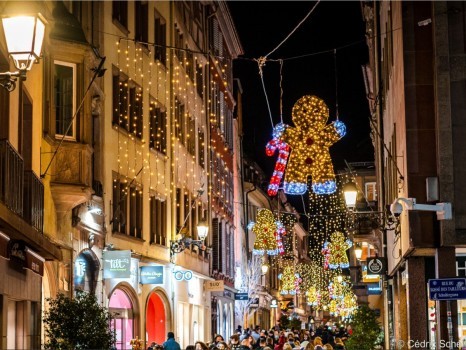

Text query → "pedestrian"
[217,341,230,350]
[186,346,195,350]
[163,332,181,350]
[323,344,333,350]
[230,334,241,350]
[333,338,345,350]
[196,341,209,350]
[148,341,157,350]
[214,335,225,345]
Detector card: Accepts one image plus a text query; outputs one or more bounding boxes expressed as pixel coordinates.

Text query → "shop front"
[0,232,45,349]
[173,268,212,348]
[104,250,140,350]
[141,264,172,346]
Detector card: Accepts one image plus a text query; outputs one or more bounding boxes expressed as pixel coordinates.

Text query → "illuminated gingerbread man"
[324,231,352,269]
[252,209,279,256]
[277,95,346,195]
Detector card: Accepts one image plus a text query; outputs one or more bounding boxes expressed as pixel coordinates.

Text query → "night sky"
[228,1,374,177]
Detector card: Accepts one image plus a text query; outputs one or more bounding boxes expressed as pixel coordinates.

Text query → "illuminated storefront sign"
[140,266,164,284]
[103,250,131,278]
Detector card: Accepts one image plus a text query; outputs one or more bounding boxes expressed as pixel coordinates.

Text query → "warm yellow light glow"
[252,209,279,256]
[343,182,358,208]
[2,14,45,71]
[354,244,363,260]
[279,95,345,195]
[196,221,209,240]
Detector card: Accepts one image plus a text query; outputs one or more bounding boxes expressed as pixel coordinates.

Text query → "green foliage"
[43,292,115,350]
[278,314,301,330]
[345,304,383,350]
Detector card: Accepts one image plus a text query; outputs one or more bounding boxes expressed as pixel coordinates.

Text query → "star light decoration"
[322,231,353,269]
[268,95,346,195]
[251,209,279,256]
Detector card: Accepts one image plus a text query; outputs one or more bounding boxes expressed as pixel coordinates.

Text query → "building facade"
[0,1,243,349]
[363,1,466,348]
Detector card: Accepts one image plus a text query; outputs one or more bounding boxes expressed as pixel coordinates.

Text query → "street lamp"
[354,243,363,260]
[261,256,269,275]
[170,222,209,262]
[0,14,46,91]
[343,182,358,209]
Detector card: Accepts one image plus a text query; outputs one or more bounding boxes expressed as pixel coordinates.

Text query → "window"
[154,11,167,65]
[112,176,143,238]
[112,1,128,29]
[174,26,184,62]
[149,99,167,154]
[129,85,143,138]
[365,182,377,202]
[174,98,185,145]
[187,116,195,156]
[54,61,76,139]
[150,196,167,245]
[198,128,205,168]
[196,64,203,98]
[112,69,129,129]
[112,69,143,138]
[186,50,194,81]
[135,1,148,45]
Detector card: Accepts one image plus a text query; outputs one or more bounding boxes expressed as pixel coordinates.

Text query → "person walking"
[163,332,181,350]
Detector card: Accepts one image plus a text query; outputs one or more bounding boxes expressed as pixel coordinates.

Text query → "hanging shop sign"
[25,248,44,276]
[103,250,131,278]
[235,292,249,301]
[204,280,224,291]
[8,239,26,268]
[270,299,278,308]
[367,282,382,295]
[173,269,193,281]
[140,266,164,285]
[367,257,386,275]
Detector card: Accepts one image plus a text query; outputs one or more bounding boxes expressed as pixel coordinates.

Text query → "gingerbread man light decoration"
[272,95,346,195]
[323,231,352,269]
[252,209,279,256]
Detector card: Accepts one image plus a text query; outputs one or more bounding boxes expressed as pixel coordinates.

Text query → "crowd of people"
[149,325,349,350]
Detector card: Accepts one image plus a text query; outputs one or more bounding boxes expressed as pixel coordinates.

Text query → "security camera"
[390,201,403,217]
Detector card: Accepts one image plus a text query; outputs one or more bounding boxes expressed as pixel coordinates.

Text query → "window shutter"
[212,218,219,271]
[219,221,224,273]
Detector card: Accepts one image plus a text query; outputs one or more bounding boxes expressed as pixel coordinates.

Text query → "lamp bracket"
[0,70,25,92]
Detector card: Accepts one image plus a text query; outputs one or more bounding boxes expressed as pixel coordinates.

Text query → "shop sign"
[235,292,248,301]
[367,257,386,275]
[26,248,44,276]
[173,269,193,281]
[367,282,382,295]
[103,250,131,278]
[270,299,278,308]
[140,266,164,284]
[224,291,232,298]
[8,240,26,267]
[205,280,224,291]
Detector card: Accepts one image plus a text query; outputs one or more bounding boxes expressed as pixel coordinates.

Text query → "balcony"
[0,139,24,216]
[0,140,58,259]
[24,171,44,233]
[50,142,93,213]
[0,139,45,233]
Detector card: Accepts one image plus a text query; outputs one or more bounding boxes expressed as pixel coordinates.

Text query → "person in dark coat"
[163,332,181,350]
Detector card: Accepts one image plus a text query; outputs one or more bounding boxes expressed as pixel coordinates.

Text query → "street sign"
[428,278,466,301]
[235,292,248,301]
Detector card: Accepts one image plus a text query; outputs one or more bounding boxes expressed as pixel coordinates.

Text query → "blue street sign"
[428,278,466,301]
[235,292,249,301]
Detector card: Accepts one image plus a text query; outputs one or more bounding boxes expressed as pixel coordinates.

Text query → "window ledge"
[112,231,145,244]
